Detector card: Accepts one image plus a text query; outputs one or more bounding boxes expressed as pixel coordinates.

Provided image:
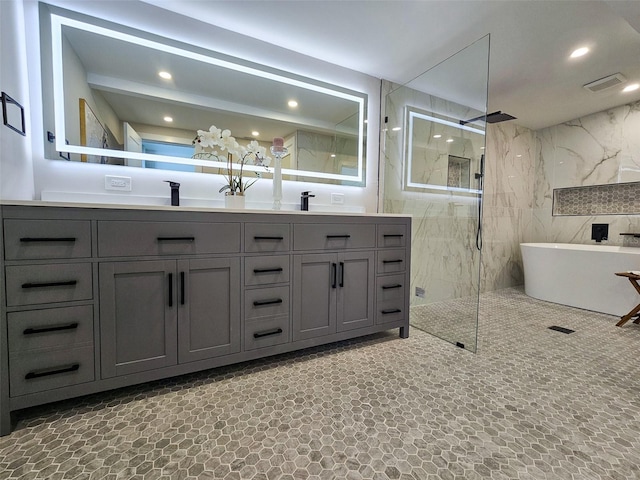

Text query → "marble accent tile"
[553,182,640,216]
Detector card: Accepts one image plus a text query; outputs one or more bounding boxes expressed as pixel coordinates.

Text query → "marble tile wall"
[533,100,640,245]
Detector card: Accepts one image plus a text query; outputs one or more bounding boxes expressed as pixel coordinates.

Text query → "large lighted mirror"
[405,108,484,194]
[41,5,366,185]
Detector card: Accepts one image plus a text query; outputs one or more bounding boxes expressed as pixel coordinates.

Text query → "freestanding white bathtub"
[521,243,640,317]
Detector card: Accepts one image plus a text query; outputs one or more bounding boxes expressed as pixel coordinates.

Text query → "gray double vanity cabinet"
[0,203,410,435]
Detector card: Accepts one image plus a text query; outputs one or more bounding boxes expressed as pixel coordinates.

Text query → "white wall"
[0,0,35,200]
[21,0,382,211]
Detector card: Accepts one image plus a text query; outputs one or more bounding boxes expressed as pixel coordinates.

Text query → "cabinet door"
[100,260,177,378]
[293,253,337,341]
[177,258,240,363]
[337,252,375,332]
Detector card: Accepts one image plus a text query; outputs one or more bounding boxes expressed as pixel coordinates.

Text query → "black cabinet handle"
[253,267,283,274]
[180,272,185,305]
[382,259,403,264]
[381,284,403,290]
[339,262,344,287]
[382,308,402,314]
[24,322,79,335]
[383,234,404,238]
[168,273,173,307]
[157,236,195,242]
[326,235,351,239]
[331,263,337,288]
[254,236,284,241]
[253,298,283,306]
[253,328,283,339]
[25,363,79,380]
[22,280,77,289]
[20,237,76,243]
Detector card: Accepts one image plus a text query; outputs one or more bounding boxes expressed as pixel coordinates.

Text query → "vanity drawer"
[245,255,290,286]
[377,249,406,274]
[8,305,93,353]
[245,286,290,320]
[245,223,290,253]
[376,275,406,325]
[9,345,95,397]
[293,224,375,251]
[244,316,290,350]
[4,219,91,260]
[97,221,240,257]
[377,224,407,248]
[5,263,93,307]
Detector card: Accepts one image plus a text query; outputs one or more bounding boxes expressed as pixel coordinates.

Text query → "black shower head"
[460,111,517,125]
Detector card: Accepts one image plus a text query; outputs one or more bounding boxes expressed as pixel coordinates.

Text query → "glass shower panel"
[382,35,490,352]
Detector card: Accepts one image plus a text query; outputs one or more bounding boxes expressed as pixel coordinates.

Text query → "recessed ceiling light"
[163,116,173,122]
[623,83,639,93]
[288,100,298,108]
[516,154,522,158]
[570,47,589,59]
[392,127,401,131]
[158,71,172,79]
[446,138,454,143]
[433,134,442,139]
[251,131,260,137]
[330,154,336,158]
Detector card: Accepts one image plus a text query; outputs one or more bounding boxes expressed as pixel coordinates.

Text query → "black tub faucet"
[165,181,180,206]
[301,191,315,211]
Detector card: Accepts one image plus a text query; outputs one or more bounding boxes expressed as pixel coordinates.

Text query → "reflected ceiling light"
[158,71,172,79]
[570,47,589,58]
[516,154,522,158]
[330,154,336,158]
[251,131,260,136]
[392,127,401,131]
[433,134,442,139]
[288,100,298,108]
[480,146,485,150]
[446,138,454,143]
[163,116,173,122]
[623,83,639,93]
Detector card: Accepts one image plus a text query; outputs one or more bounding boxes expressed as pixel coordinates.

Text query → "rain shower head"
[460,111,517,125]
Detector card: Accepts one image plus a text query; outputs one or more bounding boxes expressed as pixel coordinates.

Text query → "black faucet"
[591,223,608,243]
[301,191,315,211]
[165,181,180,206]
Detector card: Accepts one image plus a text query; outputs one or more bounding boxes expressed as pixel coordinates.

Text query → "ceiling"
[142,0,640,131]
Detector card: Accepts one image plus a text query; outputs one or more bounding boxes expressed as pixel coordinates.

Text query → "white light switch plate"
[331,193,345,205]
[105,175,132,191]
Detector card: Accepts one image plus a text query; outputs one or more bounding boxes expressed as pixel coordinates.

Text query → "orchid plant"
[193,125,271,194]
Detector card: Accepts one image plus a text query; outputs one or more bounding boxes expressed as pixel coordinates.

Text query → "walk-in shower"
[380,35,490,352]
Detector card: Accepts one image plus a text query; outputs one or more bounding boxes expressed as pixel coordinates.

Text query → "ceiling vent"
[583,73,627,93]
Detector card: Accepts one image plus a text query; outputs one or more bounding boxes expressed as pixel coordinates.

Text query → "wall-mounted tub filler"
[591,223,608,243]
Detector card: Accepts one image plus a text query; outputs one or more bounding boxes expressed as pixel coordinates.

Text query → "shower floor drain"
[548,326,575,334]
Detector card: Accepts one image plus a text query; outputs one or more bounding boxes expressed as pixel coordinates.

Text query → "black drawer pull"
[180,271,185,305]
[382,259,403,264]
[382,309,402,314]
[25,363,80,380]
[383,234,404,238]
[253,298,283,307]
[339,262,344,288]
[253,267,284,274]
[254,236,284,240]
[331,263,337,288]
[382,284,403,290]
[326,235,351,239]
[157,236,195,242]
[20,237,76,243]
[168,273,173,307]
[22,280,77,289]
[253,328,283,339]
[24,322,79,335]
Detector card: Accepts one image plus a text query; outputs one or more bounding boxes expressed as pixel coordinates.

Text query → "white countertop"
[0,199,411,218]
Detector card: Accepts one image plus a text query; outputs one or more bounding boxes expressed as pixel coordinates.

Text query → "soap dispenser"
[165,181,180,206]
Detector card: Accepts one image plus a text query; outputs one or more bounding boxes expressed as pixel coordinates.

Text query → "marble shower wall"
[533,100,640,245]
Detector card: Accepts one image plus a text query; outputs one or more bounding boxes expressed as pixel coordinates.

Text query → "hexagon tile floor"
[2,287,640,480]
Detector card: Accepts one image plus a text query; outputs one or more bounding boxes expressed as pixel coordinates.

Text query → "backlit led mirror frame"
[404,108,485,194]
[44,7,367,184]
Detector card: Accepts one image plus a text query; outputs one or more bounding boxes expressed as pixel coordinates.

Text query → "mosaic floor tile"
[1,287,640,479]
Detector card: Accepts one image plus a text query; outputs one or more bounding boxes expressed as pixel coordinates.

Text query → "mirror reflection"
[45,10,366,184]
[405,108,484,193]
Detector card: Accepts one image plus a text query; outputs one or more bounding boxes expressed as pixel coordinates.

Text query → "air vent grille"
[583,73,627,93]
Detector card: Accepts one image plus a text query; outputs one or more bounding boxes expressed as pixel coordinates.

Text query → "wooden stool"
[615,272,640,327]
